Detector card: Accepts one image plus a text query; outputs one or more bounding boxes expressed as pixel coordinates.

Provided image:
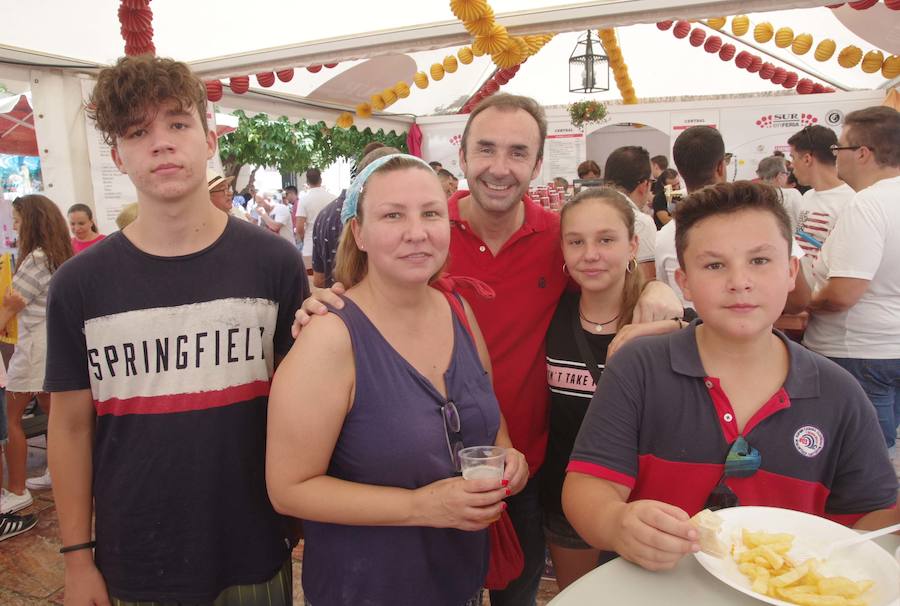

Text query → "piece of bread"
[691,508,728,558]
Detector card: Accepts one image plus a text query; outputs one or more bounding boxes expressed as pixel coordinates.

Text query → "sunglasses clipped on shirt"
[704,436,761,511]
[442,400,464,473]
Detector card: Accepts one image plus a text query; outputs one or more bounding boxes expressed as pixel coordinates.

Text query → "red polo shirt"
[448,191,567,474]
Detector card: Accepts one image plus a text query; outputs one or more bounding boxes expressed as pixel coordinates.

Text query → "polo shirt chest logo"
[793,425,825,458]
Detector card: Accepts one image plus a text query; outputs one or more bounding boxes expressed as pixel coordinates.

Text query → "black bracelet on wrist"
[672,317,686,329]
[59,541,96,554]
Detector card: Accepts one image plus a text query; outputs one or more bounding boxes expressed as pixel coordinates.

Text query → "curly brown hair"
[13,195,74,273]
[88,55,209,146]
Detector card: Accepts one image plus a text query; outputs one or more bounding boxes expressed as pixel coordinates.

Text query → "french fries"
[733,530,875,606]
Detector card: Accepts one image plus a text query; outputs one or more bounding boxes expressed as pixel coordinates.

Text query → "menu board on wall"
[540,121,585,184]
[80,80,221,234]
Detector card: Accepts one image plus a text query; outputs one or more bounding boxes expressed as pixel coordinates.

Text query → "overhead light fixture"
[569,30,609,93]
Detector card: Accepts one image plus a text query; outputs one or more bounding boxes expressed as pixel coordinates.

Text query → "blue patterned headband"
[340,153,433,225]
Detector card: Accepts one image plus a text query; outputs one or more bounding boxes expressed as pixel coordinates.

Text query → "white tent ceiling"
[1,1,897,122]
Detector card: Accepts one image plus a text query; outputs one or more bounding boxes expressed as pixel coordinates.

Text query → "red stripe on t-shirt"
[566,460,636,490]
[94,380,271,416]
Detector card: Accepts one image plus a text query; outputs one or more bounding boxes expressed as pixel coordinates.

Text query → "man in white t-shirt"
[804,106,900,457]
[295,168,335,266]
[603,146,657,280]
[259,194,295,244]
[787,125,855,267]
[756,156,803,227]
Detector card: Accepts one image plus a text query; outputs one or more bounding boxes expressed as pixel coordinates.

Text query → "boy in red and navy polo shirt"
[563,181,898,572]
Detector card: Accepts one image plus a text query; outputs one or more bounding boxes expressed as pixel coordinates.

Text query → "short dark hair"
[361,141,385,159]
[672,126,725,192]
[577,160,601,179]
[306,168,322,186]
[674,181,792,269]
[436,168,456,180]
[604,146,651,193]
[651,155,669,170]
[88,55,208,146]
[787,125,837,166]
[428,161,443,171]
[843,106,900,168]
[283,185,298,195]
[461,93,547,161]
[756,156,789,181]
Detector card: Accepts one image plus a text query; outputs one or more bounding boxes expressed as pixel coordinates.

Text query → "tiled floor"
[1,440,562,605]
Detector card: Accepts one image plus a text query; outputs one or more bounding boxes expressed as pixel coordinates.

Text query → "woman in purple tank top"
[267,154,528,606]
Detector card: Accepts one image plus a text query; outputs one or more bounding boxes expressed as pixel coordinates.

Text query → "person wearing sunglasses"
[787,125,854,266]
[563,181,898,572]
[265,153,528,606]
[804,106,900,459]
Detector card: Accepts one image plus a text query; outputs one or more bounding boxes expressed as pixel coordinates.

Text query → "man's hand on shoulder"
[633,281,682,324]
[292,282,346,338]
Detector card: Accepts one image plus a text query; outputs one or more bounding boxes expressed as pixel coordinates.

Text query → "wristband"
[672,318,686,329]
[59,541,96,554]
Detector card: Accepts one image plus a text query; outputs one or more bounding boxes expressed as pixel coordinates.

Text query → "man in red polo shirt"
[297,94,681,605]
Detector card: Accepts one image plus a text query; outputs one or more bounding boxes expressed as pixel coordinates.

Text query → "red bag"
[433,276,523,590]
[485,511,525,590]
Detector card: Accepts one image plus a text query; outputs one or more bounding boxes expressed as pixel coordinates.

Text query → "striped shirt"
[12,249,52,333]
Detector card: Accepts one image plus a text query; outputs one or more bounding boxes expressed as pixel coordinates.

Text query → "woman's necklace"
[578,303,620,333]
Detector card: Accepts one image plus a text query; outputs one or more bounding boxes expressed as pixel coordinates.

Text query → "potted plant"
[568,100,608,128]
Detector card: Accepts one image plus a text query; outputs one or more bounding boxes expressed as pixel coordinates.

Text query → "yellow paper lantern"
[458,46,474,65]
[792,33,813,55]
[524,35,543,55]
[394,81,410,99]
[861,50,884,74]
[463,10,495,37]
[753,22,774,43]
[370,93,386,111]
[471,44,485,57]
[774,27,794,48]
[443,55,459,74]
[815,39,837,62]
[381,88,398,106]
[491,38,525,69]
[413,71,429,89]
[607,48,623,63]
[449,0,489,22]
[336,113,354,129]
[731,15,749,36]
[706,17,726,30]
[838,45,862,68]
[882,55,900,79]
[473,24,511,56]
[355,103,373,119]
[430,63,445,81]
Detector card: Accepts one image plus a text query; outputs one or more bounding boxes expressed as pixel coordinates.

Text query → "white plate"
[694,506,900,606]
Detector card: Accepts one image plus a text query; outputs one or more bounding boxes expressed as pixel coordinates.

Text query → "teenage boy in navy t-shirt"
[563,181,898,572]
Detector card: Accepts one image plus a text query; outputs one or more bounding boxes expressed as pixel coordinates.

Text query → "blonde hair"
[333,156,442,287]
[559,187,645,329]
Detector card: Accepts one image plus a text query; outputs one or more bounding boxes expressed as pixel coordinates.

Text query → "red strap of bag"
[431,274,524,590]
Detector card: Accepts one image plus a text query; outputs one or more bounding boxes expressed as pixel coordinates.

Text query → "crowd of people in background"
[0,52,897,606]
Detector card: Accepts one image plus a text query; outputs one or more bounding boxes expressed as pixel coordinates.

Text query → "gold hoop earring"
[626,258,637,274]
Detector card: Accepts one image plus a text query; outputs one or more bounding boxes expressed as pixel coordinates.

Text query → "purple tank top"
[302,296,501,606]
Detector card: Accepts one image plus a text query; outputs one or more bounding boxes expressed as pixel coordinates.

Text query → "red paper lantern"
[276,69,294,82]
[771,67,787,84]
[848,0,877,8]
[495,74,509,85]
[657,20,673,30]
[704,35,723,53]
[885,0,900,8]
[256,72,275,87]
[307,65,322,73]
[747,56,763,73]
[205,80,223,102]
[229,76,250,94]
[825,2,845,6]
[735,51,752,68]
[796,78,814,94]
[673,20,691,38]
[759,62,776,80]
[484,80,500,94]
[719,44,736,61]
[324,63,338,68]
[822,86,836,93]
[782,72,799,89]
[689,28,706,47]
[121,0,150,7]
[812,83,826,93]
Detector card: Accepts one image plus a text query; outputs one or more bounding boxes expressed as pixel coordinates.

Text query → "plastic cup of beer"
[459,446,505,481]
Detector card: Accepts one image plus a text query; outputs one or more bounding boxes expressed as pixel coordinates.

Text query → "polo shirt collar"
[669,321,820,399]
[448,189,554,234]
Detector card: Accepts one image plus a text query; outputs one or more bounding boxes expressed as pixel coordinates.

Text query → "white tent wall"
[417,88,886,186]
